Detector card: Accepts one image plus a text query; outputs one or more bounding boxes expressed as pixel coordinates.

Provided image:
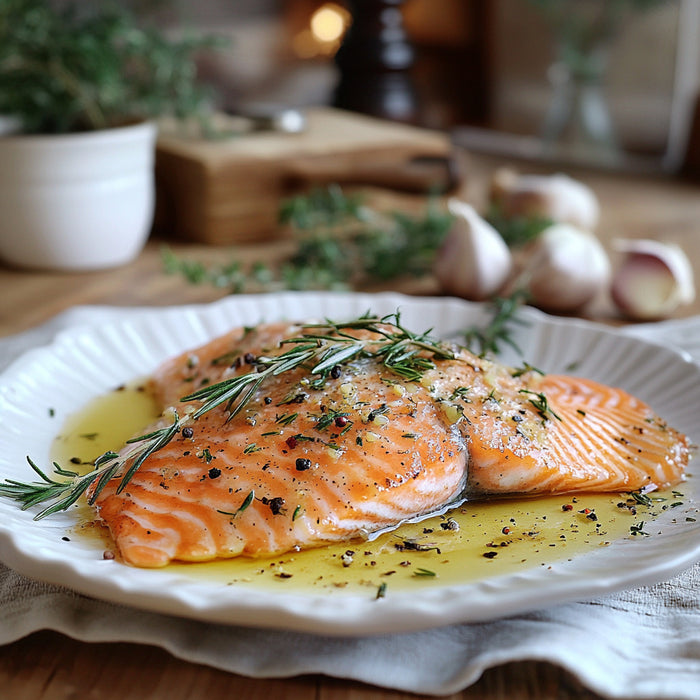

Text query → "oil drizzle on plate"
[52,382,689,596]
[52,380,157,468]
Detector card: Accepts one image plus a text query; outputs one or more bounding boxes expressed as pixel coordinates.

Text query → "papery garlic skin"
[611,239,696,320]
[523,224,611,312]
[490,168,600,232]
[434,199,513,301]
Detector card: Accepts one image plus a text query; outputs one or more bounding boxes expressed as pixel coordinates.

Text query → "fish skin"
[89,324,689,568]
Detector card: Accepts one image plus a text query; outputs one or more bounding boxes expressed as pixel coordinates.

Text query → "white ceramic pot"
[0,121,157,271]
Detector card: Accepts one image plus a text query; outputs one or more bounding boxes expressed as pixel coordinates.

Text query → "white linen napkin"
[1,307,699,698]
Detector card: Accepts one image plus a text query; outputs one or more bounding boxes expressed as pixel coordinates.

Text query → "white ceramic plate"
[1,292,699,636]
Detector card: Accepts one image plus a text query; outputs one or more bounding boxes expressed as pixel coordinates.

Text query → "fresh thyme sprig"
[162,185,453,293]
[0,312,454,519]
[485,203,553,249]
[0,1,224,134]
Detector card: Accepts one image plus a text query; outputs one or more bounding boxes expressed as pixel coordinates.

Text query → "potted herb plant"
[0,0,219,270]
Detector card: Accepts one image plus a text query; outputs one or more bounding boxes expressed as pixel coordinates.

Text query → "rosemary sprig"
[0,414,182,520]
[0,313,454,519]
[463,290,528,357]
[180,312,453,422]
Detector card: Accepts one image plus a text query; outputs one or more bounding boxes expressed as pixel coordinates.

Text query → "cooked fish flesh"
[88,321,689,568]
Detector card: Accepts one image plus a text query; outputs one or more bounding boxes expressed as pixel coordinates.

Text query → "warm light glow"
[310,4,348,43]
[292,3,351,59]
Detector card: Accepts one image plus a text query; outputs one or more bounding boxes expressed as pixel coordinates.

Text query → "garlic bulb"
[611,239,695,320]
[434,199,512,301]
[522,223,611,312]
[490,168,600,231]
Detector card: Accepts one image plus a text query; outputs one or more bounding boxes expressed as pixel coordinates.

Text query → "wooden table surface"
[1,152,699,699]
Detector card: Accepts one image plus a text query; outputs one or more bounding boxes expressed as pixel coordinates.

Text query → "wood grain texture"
[0,632,603,700]
[154,108,452,244]
[0,152,698,699]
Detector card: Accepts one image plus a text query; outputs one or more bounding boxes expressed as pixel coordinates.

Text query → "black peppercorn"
[295,458,312,471]
[262,496,285,515]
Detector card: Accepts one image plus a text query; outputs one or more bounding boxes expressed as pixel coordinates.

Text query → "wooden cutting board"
[154,107,456,245]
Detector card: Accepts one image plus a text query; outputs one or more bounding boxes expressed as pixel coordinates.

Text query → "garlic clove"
[522,223,611,312]
[433,199,513,301]
[611,239,695,320]
[490,168,600,232]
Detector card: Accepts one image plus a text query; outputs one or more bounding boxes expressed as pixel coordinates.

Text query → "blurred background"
[126,0,697,173]
[3,2,700,326]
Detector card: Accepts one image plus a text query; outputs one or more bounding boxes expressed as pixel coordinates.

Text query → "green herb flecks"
[449,386,471,401]
[511,362,545,378]
[276,412,298,427]
[630,521,650,537]
[519,389,562,422]
[199,447,215,463]
[210,350,240,366]
[627,491,654,507]
[290,434,315,444]
[315,410,352,434]
[218,490,255,519]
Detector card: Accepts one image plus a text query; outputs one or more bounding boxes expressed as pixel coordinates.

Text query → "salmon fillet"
[89,321,689,568]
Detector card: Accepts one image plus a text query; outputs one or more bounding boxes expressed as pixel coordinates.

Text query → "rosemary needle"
[463,290,528,357]
[0,415,182,520]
